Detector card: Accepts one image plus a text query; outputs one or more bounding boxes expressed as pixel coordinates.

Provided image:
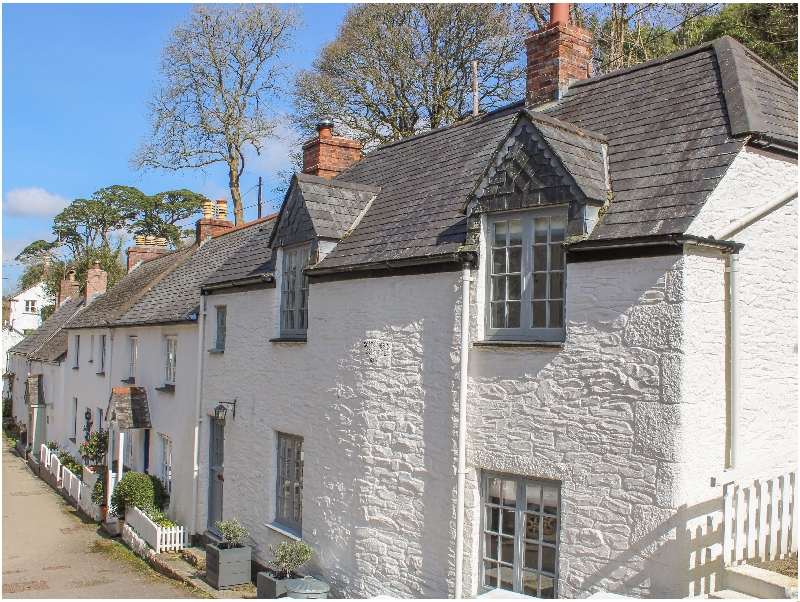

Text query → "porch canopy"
[105,386,151,514]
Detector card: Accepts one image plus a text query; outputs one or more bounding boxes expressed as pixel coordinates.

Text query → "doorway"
[207,418,225,533]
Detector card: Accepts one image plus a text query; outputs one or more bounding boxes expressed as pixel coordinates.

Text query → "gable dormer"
[463,111,610,249]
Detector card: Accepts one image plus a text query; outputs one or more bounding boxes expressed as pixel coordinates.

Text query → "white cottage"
[8,281,53,333]
[196,21,796,602]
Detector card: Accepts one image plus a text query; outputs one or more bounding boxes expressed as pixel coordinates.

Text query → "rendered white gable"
[8,282,52,333]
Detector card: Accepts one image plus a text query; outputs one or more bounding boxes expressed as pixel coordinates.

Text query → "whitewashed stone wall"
[687,146,798,463]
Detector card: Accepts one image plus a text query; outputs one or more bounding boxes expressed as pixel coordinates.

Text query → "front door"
[208,419,224,532]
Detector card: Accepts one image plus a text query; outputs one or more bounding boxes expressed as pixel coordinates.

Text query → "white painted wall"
[107,324,200,528]
[8,283,52,333]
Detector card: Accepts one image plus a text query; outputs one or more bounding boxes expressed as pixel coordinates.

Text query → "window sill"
[155,384,175,394]
[87,359,93,363]
[473,340,564,349]
[96,372,105,376]
[69,438,76,444]
[265,522,301,541]
[121,377,135,384]
[72,366,79,370]
[269,337,307,343]
[207,348,224,354]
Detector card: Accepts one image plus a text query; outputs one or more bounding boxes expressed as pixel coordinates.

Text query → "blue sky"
[2,3,350,293]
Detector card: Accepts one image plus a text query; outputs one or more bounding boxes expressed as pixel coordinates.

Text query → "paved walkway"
[2,440,201,599]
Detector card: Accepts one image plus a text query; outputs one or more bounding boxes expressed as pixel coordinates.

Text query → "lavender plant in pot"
[206,517,251,590]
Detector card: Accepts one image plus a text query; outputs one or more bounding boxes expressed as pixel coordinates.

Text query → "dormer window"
[280,245,311,338]
[485,211,566,342]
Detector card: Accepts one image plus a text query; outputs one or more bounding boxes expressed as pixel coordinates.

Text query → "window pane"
[543,486,558,515]
[491,277,506,302]
[549,272,564,300]
[508,220,522,245]
[506,302,520,328]
[541,545,556,573]
[549,245,564,270]
[548,301,564,328]
[524,542,540,570]
[550,216,566,242]
[533,245,548,272]
[500,536,515,564]
[499,566,514,591]
[492,249,506,274]
[540,575,555,599]
[534,217,548,243]
[484,562,498,588]
[494,222,507,247]
[507,276,521,301]
[491,303,506,329]
[526,484,541,511]
[485,533,498,559]
[502,509,516,535]
[488,506,500,532]
[508,247,521,274]
[532,301,547,328]
[523,571,538,597]
[488,478,500,504]
[525,513,541,541]
[533,273,547,299]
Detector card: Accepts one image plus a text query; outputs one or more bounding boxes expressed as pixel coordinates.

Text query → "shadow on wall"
[583,496,724,599]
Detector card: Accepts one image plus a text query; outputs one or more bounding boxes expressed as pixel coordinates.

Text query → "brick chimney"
[57,269,80,306]
[84,260,107,302]
[302,118,362,179]
[126,235,171,272]
[196,200,234,243]
[525,3,593,108]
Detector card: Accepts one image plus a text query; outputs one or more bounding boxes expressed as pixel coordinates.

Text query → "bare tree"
[292,4,528,149]
[131,4,303,225]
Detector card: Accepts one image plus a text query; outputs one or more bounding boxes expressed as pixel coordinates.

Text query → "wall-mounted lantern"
[214,399,237,421]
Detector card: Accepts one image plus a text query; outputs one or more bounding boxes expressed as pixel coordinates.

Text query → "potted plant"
[206,517,252,590]
[257,540,314,599]
[109,471,165,529]
[79,429,108,469]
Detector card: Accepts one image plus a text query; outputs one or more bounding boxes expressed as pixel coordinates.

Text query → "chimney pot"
[203,200,215,219]
[67,270,76,281]
[303,118,362,179]
[134,234,145,246]
[216,200,228,221]
[58,270,80,305]
[145,235,156,245]
[317,117,334,140]
[550,3,570,24]
[92,259,100,269]
[84,261,107,302]
[155,236,168,247]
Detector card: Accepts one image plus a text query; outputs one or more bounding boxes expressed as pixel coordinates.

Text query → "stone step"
[181,546,207,571]
[724,564,799,599]
[708,589,756,599]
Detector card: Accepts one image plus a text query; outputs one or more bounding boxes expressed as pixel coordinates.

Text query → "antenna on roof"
[257,177,263,219]
[472,60,479,117]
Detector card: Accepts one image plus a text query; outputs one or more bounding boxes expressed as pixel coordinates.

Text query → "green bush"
[143,506,176,528]
[45,440,59,451]
[110,472,165,516]
[269,540,314,578]
[91,471,107,506]
[215,517,248,549]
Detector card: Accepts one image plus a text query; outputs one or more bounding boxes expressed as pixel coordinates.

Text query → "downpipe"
[190,293,207,537]
[727,253,740,469]
[455,262,472,599]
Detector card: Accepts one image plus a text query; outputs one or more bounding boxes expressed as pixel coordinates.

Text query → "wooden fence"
[125,506,188,554]
[38,446,102,520]
[715,452,798,565]
[62,465,82,502]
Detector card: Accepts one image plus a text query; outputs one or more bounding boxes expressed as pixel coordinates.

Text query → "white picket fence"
[62,465,82,501]
[716,453,798,565]
[40,443,50,467]
[49,454,62,484]
[125,506,188,554]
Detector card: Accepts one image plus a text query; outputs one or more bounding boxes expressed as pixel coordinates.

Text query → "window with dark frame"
[129,337,137,378]
[487,212,566,342]
[481,473,560,598]
[161,434,173,494]
[165,337,177,384]
[73,335,80,368]
[276,433,304,531]
[215,306,227,350]
[280,246,311,338]
[99,334,106,373]
[24,300,37,313]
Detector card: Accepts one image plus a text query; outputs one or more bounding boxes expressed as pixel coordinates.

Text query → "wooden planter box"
[206,543,252,590]
[257,569,304,599]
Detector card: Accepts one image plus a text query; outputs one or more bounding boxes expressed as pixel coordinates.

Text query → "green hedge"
[110,472,165,516]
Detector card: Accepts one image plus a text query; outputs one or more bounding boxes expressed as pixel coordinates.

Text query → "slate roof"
[113,221,264,326]
[205,36,795,281]
[65,248,192,330]
[106,387,151,429]
[8,298,83,362]
[203,217,278,288]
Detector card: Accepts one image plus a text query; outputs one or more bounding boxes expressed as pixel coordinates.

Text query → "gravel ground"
[752,557,798,578]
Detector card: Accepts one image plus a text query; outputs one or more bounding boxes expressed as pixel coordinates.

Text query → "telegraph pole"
[257,177,263,219]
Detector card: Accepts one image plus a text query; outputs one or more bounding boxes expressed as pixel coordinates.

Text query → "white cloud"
[3,187,70,219]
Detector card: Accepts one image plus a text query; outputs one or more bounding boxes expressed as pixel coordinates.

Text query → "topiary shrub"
[110,472,166,516]
[91,470,107,506]
[269,540,314,578]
